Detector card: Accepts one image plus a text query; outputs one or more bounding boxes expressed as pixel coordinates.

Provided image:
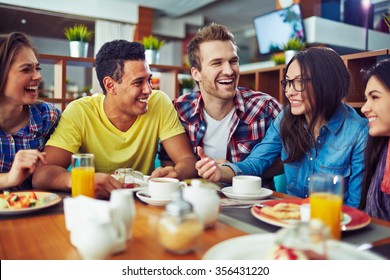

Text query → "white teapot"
[183,179,220,228]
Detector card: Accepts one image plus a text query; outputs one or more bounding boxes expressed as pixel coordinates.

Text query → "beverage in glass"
[71,154,95,197]
[309,174,343,240]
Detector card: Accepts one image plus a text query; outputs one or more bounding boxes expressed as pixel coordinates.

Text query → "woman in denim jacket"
[196,47,368,208]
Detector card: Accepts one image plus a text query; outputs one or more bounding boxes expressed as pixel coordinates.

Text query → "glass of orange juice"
[71,153,95,198]
[309,174,343,240]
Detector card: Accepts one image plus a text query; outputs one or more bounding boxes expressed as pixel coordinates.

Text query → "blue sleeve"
[232,112,284,176]
[345,124,368,208]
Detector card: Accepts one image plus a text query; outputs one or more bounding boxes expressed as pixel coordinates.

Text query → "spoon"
[138,192,152,198]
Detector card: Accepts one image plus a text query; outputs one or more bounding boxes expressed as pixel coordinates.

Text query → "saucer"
[135,190,172,206]
[221,187,273,200]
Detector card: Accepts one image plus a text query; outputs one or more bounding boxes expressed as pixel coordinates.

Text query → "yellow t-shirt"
[46,91,184,175]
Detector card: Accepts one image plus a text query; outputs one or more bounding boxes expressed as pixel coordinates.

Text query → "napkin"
[63,195,112,231]
[63,195,127,259]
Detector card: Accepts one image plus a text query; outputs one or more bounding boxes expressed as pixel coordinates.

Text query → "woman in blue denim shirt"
[196,47,368,208]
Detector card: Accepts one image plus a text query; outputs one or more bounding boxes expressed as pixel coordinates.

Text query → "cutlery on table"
[221,203,266,209]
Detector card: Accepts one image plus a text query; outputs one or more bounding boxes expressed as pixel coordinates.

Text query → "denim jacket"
[226,103,368,208]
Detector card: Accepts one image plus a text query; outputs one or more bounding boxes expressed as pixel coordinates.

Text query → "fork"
[221,203,266,209]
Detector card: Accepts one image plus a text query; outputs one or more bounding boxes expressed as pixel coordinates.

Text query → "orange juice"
[71,167,95,198]
[310,192,342,239]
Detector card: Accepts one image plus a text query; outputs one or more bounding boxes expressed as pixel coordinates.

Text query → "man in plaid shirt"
[159,23,282,187]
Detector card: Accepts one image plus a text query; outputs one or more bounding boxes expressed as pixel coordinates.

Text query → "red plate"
[251,199,371,231]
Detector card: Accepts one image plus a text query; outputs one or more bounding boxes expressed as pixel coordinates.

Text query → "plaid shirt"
[0,102,61,189]
[161,87,282,163]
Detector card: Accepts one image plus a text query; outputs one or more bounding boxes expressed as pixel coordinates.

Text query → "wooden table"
[0,194,245,260]
[0,191,389,260]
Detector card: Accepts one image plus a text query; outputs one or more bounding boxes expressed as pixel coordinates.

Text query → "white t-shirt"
[202,108,234,160]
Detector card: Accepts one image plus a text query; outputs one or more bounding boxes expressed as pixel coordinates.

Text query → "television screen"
[253,3,306,55]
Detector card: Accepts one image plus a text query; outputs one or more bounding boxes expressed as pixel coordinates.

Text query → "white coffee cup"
[148,178,182,199]
[232,175,262,194]
[300,204,311,222]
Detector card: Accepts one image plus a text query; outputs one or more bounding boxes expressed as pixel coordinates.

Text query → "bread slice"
[260,202,301,220]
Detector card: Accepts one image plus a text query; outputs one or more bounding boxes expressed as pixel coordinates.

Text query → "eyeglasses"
[281,77,310,92]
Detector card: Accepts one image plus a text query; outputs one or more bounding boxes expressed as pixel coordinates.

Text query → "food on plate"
[266,245,308,260]
[0,191,43,209]
[123,182,141,189]
[111,172,143,189]
[266,220,328,260]
[260,202,301,220]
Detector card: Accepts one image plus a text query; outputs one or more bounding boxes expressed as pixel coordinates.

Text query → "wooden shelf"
[343,49,389,104]
[40,50,389,112]
[38,54,95,111]
[239,49,390,108]
[149,64,190,100]
[38,54,190,110]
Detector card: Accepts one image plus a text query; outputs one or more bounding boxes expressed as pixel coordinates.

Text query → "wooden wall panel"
[133,6,153,41]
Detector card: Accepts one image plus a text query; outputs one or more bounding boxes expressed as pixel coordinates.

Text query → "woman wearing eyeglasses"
[196,47,368,208]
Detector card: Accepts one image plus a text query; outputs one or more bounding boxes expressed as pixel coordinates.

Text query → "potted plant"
[282,38,306,64]
[179,77,196,95]
[141,35,165,64]
[270,53,285,65]
[384,8,390,34]
[64,23,93,58]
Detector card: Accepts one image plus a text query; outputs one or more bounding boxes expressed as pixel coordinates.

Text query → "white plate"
[135,190,171,206]
[0,191,61,215]
[221,187,273,200]
[202,233,384,260]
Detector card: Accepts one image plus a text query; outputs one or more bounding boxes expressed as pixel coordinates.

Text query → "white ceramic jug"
[110,189,136,240]
[183,179,220,228]
[75,217,125,260]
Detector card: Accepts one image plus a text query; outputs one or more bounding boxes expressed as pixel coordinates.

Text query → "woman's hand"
[195,147,221,182]
[4,150,47,187]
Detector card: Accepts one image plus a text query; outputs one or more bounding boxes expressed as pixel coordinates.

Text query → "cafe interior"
[0,0,390,262]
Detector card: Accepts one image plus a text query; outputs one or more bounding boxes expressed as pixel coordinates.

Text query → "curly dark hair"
[95,40,145,94]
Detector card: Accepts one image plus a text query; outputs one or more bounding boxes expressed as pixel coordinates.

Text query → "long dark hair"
[359,59,390,210]
[280,47,350,162]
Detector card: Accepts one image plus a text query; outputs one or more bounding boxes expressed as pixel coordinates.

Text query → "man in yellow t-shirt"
[32,40,197,198]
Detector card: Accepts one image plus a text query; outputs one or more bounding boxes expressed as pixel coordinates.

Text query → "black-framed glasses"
[281,77,310,92]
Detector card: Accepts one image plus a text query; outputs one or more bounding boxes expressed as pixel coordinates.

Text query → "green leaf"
[282,38,305,51]
[141,35,165,50]
[64,23,93,42]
